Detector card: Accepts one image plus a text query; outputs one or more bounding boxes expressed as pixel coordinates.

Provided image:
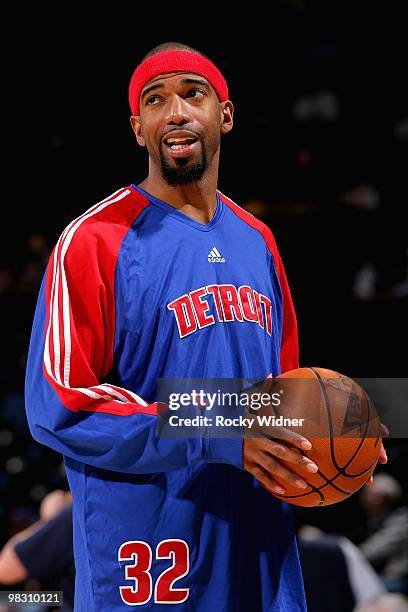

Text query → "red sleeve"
[268,242,299,372]
[43,187,156,416]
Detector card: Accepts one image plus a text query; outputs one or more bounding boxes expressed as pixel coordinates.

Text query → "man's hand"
[40,489,72,520]
[242,374,318,495]
[366,423,389,486]
[243,433,318,495]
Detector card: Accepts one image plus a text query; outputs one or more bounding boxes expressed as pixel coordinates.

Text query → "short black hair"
[142,41,211,63]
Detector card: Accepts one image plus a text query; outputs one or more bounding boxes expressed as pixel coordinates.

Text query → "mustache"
[160,129,203,143]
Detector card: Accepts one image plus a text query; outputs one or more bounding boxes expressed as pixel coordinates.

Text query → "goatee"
[160,146,208,186]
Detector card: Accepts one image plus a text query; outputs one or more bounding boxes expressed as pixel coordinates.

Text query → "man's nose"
[166,94,190,125]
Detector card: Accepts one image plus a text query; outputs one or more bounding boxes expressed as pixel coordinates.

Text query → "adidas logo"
[208,246,225,263]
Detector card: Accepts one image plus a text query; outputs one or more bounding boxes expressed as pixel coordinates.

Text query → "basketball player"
[25,42,387,610]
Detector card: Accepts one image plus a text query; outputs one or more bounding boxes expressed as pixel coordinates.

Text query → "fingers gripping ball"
[266,367,382,507]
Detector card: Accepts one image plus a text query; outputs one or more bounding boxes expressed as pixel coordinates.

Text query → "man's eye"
[187,88,206,99]
[146,95,161,105]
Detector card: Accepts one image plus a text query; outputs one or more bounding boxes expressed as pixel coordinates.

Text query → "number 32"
[118,539,190,605]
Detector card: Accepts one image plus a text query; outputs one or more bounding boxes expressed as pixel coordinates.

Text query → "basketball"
[266,367,382,507]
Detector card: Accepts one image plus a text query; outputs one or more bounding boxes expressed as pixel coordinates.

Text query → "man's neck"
[138,174,218,225]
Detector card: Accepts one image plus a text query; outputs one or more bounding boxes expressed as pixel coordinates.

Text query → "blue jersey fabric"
[25,185,306,611]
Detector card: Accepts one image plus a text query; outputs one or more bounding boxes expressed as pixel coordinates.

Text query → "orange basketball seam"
[310,367,374,476]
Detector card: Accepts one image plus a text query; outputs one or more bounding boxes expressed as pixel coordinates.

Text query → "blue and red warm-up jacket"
[25,184,307,611]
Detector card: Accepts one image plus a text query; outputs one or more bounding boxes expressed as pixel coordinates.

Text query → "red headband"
[128,50,229,115]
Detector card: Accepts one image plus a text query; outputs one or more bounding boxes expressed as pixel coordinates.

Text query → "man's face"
[131,72,233,186]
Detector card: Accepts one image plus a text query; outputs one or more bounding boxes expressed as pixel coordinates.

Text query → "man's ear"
[220,101,234,135]
[130,116,146,147]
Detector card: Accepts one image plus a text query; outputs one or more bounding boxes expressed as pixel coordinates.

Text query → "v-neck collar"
[130,184,225,232]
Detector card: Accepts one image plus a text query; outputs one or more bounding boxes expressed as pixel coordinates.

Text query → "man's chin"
[168,155,191,167]
[160,154,207,186]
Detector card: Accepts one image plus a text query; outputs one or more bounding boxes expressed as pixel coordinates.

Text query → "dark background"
[1,1,407,553]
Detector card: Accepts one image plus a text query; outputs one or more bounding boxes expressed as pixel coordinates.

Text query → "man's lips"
[162,130,200,158]
[164,140,200,158]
